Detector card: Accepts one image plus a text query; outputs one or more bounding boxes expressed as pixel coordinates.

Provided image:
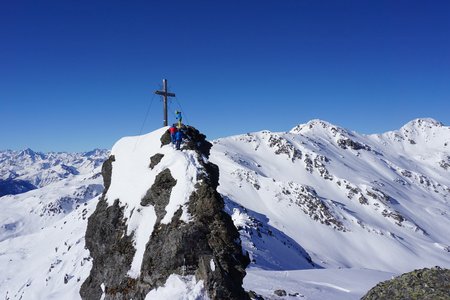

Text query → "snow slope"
[244,268,395,300]
[0,171,103,299]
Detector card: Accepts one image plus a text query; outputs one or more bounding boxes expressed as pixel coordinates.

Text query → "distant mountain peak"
[290,119,349,136]
[19,148,36,156]
[402,118,444,130]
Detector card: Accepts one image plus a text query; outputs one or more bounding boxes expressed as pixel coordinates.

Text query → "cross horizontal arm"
[155,90,176,97]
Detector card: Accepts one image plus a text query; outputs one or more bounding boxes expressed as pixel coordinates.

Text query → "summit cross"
[154,79,176,126]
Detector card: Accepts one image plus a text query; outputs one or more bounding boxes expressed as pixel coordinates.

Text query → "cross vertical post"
[154,79,176,126]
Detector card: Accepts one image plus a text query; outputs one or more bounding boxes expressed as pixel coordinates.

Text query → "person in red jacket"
[169,125,178,145]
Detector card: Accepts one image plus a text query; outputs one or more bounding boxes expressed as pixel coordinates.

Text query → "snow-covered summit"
[403,117,444,129]
[368,118,450,159]
[81,126,249,299]
[290,119,348,135]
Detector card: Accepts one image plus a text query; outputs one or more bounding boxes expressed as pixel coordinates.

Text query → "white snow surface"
[145,275,208,300]
[245,267,395,299]
[0,173,100,299]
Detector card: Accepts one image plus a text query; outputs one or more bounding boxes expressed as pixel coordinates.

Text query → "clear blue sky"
[1,0,449,152]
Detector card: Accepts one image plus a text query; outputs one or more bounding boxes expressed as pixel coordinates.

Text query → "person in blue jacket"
[175,129,184,150]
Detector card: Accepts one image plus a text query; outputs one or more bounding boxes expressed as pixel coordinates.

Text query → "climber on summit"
[175,129,184,150]
[169,124,178,145]
[175,110,182,128]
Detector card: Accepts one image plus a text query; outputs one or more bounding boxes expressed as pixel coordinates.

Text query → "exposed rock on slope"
[362,267,450,300]
[81,126,249,300]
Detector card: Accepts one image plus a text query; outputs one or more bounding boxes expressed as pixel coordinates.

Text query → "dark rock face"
[274,289,287,296]
[248,290,265,300]
[80,198,137,300]
[187,180,250,299]
[81,127,249,300]
[160,125,213,157]
[140,168,176,223]
[362,267,450,300]
[101,155,115,193]
[337,138,370,151]
[149,153,164,169]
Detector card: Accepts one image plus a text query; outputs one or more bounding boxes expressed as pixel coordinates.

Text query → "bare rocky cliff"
[80,126,250,300]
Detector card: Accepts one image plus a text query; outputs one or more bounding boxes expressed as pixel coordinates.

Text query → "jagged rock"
[313,155,333,180]
[140,168,176,223]
[186,180,250,299]
[101,155,115,193]
[80,198,136,300]
[160,130,172,146]
[344,183,369,205]
[267,135,302,162]
[160,125,213,157]
[381,209,405,226]
[81,126,249,300]
[181,126,213,157]
[304,155,313,173]
[248,290,265,299]
[440,157,450,170]
[401,169,412,178]
[281,182,346,231]
[337,138,370,151]
[274,289,287,296]
[149,153,164,169]
[362,267,450,300]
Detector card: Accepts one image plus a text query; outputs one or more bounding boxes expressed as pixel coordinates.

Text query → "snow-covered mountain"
[211,118,450,271]
[0,148,109,196]
[1,118,449,299]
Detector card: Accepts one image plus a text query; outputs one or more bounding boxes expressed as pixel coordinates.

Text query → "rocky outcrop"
[337,137,370,151]
[149,153,164,169]
[267,134,302,162]
[80,198,136,299]
[362,267,450,300]
[279,182,346,231]
[81,126,249,300]
[140,168,176,223]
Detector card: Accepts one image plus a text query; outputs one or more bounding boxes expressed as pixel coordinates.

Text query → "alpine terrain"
[0,149,108,196]
[1,118,449,299]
